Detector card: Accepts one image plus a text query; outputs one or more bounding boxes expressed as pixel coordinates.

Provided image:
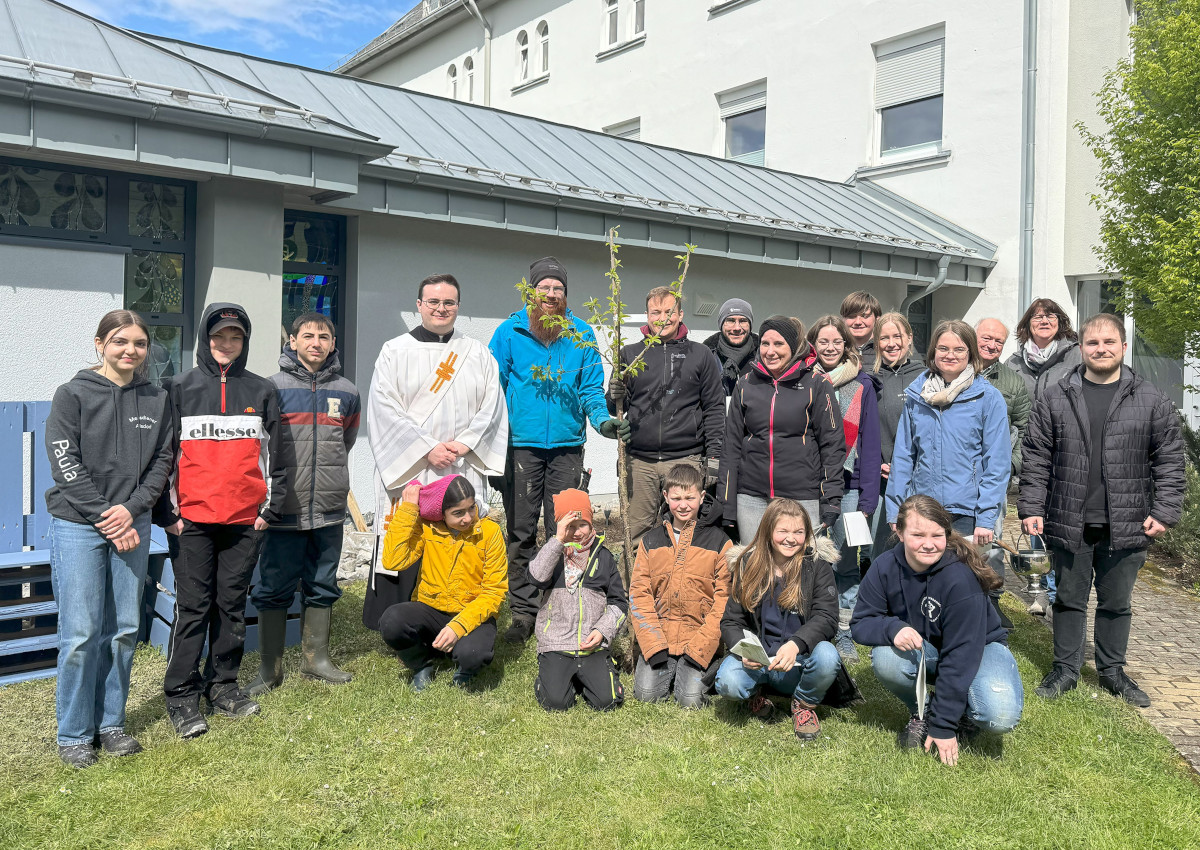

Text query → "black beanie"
[529,256,568,293]
[758,315,800,354]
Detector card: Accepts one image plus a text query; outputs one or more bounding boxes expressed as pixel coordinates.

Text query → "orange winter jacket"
[629,520,732,668]
[381,502,508,638]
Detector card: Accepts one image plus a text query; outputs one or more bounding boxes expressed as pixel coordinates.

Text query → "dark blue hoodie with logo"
[850,543,1007,740]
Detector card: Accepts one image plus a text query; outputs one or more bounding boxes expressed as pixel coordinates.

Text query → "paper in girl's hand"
[730,631,771,667]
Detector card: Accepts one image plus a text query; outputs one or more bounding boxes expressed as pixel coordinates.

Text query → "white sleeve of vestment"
[368,345,440,492]
[457,345,509,477]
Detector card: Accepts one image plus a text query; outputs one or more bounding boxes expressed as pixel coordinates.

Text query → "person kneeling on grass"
[530,489,628,711]
[715,499,845,741]
[630,463,732,708]
[378,475,507,690]
[851,494,1024,766]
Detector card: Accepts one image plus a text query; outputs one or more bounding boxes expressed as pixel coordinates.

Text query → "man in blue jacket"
[489,257,629,643]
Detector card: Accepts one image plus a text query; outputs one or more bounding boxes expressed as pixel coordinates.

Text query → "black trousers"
[378,601,497,674]
[535,650,624,712]
[164,521,264,704]
[1050,524,1147,676]
[504,445,584,623]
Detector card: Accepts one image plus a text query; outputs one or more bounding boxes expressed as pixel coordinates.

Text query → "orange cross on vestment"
[430,351,459,392]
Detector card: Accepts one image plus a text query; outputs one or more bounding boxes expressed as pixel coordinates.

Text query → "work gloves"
[598,418,631,443]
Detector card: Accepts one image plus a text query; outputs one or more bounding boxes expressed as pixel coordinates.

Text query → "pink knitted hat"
[411,474,461,523]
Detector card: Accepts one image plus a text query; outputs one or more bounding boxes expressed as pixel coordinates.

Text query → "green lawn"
[1,586,1197,850]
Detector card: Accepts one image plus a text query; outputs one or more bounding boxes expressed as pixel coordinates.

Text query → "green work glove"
[598,418,631,443]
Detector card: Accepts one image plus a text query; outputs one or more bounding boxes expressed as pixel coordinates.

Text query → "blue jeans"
[832,488,861,613]
[737,495,820,544]
[633,654,714,709]
[50,515,151,746]
[870,642,1024,733]
[252,525,343,610]
[715,640,841,706]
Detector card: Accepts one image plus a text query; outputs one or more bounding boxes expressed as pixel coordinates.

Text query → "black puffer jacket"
[608,327,725,462]
[703,331,760,396]
[873,355,926,463]
[1018,366,1185,553]
[719,351,846,528]
[1006,340,1082,403]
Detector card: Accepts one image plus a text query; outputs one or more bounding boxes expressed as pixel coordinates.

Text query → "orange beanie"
[553,489,593,525]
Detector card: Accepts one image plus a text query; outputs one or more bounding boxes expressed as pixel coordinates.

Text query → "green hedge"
[1156,418,1200,574]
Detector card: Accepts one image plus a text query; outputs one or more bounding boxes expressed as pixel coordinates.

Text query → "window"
[632,0,645,35]
[718,81,767,166]
[463,56,474,101]
[537,21,550,74]
[447,64,457,99]
[0,156,195,380]
[605,0,619,46]
[283,211,345,345]
[875,31,945,157]
[604,118,641,140]
[516,30,529,82]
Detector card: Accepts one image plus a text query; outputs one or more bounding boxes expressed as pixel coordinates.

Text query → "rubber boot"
[299,606,352,685]
[246,608,288,696]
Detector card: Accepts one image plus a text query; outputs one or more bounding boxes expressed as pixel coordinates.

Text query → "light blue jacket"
[885,372,1011,528]
[488,307,610,448]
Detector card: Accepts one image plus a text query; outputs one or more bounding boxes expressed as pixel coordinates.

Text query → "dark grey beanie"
[718,298,753,327]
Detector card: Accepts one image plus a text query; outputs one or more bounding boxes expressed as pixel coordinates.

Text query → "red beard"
[529,302,567,344]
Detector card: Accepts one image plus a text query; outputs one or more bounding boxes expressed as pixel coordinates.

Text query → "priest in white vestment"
[362,273,509,628]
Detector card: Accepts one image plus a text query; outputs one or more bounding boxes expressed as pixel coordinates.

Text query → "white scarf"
[1023,338,1058,368]
[920,367,975,408]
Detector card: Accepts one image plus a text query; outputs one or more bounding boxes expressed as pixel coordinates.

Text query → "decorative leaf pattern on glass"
[130,181,183,239]
[0,165,41,225]
[125,250,184,313]
[50,171,106,231]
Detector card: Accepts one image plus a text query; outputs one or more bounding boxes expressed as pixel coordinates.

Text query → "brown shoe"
[748,692,774,720]
[791,698,820,741]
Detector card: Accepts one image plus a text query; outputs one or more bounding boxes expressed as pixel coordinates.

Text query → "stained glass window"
[129,181,186,239]
[0,163,106,232]
[125,251,184,314]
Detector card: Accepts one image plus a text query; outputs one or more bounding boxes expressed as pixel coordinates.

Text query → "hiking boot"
[247,608,287,696]
[410,664,436,692]
[167,700,208,739]
[451,667,476,688]
[899,714,927,750]
[58,743,98,769]
[1035,668,1078,700]
[504,619,534,644]
[206,687,260,718]
[791,698,820,741]
[96,729,142,757]
[748,692,775,720]
[1027,595,1048,616]
[955,715,981,744]
[834,630,859,663]
[1099,669,1151,708]
[299,606,352,685]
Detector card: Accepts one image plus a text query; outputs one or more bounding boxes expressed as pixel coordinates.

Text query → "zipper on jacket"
[220,364,229,413]
[768,382,779,497]
[309,374,318,528]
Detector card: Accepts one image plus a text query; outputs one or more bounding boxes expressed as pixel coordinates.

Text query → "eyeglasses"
[935,346,969,356]
[1031,314,1058,323]
[421,299,459,309]
[535,285,565,296]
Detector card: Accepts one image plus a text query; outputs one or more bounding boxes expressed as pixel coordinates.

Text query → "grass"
[1,587,1197,850]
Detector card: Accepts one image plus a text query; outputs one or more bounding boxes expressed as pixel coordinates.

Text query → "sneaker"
[503,619,534,644]
[96,729,143,757]
[748,692,775,720]
[451,667,476,688]
[834,630,859,663]
[1027,596,1047,616]
[1099,669,1151,708]
[58,743,99,769]
[1035,668,1078,700]
[167,701,209,739]
[206,687,260,718]
[410,664,436,692]
[791,698,820,741]
[898,714,927,750]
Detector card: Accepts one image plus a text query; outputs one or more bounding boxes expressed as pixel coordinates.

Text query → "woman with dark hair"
[719,315,846,541]
[1006,297,1082,402]
[378,474,508,689]
[886,320,1010,547]
[806,315,883,662]
[852,495,1024,765]
[715,498,844,741]
[44,310,175,768]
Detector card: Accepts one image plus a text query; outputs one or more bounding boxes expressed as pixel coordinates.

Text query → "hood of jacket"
[278,345,344,383]
[197,302,253,377]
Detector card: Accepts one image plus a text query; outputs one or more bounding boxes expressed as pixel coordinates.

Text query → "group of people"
[43,254,1186,771]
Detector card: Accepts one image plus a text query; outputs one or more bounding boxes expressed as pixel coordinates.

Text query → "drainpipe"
[899,255,952,315]
[463,0,492,106]
[1018,0,1038,314]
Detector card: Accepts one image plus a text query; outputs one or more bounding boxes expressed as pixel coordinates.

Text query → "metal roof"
[150,38,995,263]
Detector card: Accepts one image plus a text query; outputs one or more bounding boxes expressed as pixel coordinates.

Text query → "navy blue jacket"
[850,543,1007,740]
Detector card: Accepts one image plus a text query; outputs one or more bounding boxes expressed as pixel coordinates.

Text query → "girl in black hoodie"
[851,495,1023,766]
[45,311,174,768]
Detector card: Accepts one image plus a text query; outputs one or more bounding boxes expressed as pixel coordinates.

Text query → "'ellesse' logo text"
[181,415,265,441]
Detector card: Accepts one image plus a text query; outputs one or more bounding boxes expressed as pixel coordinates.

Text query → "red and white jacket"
[156,303,287,526]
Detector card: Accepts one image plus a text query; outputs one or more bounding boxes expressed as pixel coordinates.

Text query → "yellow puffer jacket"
[381,502,508,638]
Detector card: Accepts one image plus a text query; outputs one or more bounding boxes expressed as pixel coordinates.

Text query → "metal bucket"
[1008,532,1052,595]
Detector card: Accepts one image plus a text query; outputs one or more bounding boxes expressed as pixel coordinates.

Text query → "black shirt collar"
[409,325,454,344]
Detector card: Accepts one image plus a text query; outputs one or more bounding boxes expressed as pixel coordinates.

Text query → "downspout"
[899,255,952,315]
[463,0,492,106]
[1018,0,1038,314]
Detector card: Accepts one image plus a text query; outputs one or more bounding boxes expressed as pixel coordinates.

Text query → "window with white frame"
[718,81,767,166]
[874,30,945,157]
[605,0,619,46]
[516,30,529,83]
[632,0,645,36]
[463,56,474,101]
[447,64,457,99]
[537,21,550,74]
[604,118,641,140]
